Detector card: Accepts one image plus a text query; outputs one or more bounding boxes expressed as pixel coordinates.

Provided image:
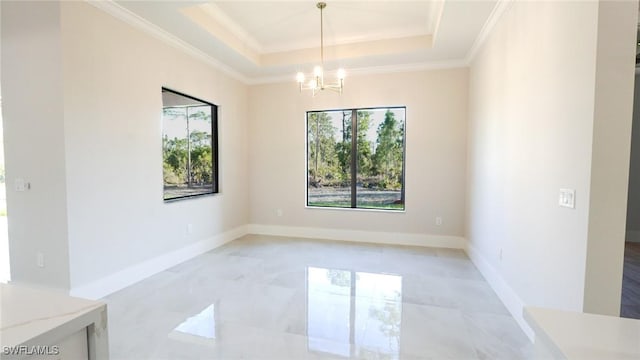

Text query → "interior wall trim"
[250,60,469,85]
[69,225,248,300]
[85,0,250,84]
[465,0,514,64]
[464,240,535,341]
[86,0,474,86]
[247,224,466,249]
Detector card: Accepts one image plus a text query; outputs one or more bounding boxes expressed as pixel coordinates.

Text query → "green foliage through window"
[162,88,218,201]
[307,107,406,210]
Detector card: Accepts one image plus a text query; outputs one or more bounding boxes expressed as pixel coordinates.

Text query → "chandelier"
[296,2,345,95]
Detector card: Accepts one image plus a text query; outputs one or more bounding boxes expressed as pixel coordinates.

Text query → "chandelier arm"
[296,2,343,96]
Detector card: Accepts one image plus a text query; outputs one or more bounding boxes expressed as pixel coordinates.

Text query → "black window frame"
[306,106,407,211]
[161,87,219,202]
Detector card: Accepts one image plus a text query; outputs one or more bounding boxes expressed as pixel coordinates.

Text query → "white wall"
[1,1,71,290]
[2,1,250,293]
[248,69,468,245]
[467,0,637,331]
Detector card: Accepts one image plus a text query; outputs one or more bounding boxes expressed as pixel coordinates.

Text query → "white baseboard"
[626,230,640,243]
[247,224,466,249]
[464,241,535,341]
[69,225,248,300]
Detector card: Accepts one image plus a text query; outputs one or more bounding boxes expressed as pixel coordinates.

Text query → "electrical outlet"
[276,209,283,217]
[36,252,44,268]
[187,224,193,235]
[435,217,442,226]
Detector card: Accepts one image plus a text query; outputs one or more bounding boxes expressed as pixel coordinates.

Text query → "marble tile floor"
[104,235,532,359]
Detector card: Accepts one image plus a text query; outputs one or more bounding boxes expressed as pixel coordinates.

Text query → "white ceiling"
[107,1,499,83]
[208,1,440,53]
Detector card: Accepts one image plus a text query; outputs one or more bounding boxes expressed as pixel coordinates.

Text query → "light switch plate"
[559,188,576,209]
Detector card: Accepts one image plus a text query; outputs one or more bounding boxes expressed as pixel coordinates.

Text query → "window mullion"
[186,106,192,187]
[350,109,357,208]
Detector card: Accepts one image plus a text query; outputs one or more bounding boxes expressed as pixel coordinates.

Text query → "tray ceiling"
[109,0,500,83]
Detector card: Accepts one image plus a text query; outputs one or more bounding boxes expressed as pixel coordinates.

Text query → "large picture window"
[162,88,218,201]
[307,107,406,210]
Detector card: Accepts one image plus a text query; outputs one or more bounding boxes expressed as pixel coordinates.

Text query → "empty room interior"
[1,0,640,359]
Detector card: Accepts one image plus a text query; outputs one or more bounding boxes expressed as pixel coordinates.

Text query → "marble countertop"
[524,307,640,359]
[0,283,107,349]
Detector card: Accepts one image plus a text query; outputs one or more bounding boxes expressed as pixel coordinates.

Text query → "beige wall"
[583,0,637,315]
[467,0,637,324]
[61,2,250,290]
[248,69,468,240]
[2,1,250,292]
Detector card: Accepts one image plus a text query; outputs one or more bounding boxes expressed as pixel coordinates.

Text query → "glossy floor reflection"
[105,235,532,359]
[307,267,402,358]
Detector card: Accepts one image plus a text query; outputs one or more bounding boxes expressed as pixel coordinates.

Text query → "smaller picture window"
[161,88,218,201]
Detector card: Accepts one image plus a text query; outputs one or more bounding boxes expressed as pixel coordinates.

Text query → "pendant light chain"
[320,2,324,74]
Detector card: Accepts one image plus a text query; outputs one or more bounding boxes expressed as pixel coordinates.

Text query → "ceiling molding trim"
[260,29,434,55]
[85,0,251,84]
[261,35,433,68]
[247,59,469,85]
[429,0,446,46]
[180,5,261,65]
[464,0,514,65]
[198,3,264,54]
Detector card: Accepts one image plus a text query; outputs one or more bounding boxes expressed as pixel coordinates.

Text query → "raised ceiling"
[104,1,500,83]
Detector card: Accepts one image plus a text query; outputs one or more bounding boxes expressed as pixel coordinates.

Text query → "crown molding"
[85,0,251,84]
[464,0,514,64]
[84,0,483,88]
[248,59,469,85]
[261,29,434,55]
[429,0,446,46]
[198,3,264,54]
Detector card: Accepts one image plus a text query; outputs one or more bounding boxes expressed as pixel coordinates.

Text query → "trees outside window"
[307,107,406,210]
[162,88,218,201]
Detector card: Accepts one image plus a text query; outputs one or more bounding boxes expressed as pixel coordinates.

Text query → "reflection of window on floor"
[169,303,217,346]
[307,267,402,358]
